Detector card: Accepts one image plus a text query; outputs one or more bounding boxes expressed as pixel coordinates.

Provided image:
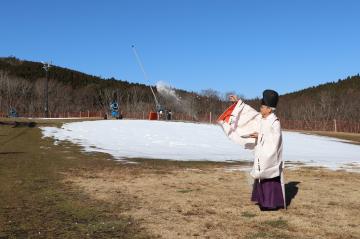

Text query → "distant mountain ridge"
[0,56,147,88]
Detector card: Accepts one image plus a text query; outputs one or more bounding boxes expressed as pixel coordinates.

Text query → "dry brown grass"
[2,118,357,238]
[0,125,150,238]
[65,162,360,239]
[289,130,360,145]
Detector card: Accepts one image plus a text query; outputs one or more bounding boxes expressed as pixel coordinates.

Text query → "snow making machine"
[105,100,122,120]
[132,45,166,121]
[8,107,18,118]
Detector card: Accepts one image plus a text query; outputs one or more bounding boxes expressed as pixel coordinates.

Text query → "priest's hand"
[229,95,238,102]
[250,132,258,139]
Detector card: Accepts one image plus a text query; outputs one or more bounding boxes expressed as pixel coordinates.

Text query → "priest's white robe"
[218,99,286,208]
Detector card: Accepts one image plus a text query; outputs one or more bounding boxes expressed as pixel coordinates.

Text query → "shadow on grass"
[0,152,25,155]
[285,181,300,207]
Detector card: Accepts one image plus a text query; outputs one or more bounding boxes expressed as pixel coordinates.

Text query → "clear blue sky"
[1,0,359,98]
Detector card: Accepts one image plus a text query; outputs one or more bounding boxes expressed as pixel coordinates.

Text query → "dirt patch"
[66,164,360,239]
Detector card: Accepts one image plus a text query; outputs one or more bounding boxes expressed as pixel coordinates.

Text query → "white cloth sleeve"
[218,100,261,149]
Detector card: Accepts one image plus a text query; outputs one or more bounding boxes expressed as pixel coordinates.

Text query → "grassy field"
[288,130,360,145]
[0,122,150,238]
[0,119,359,238]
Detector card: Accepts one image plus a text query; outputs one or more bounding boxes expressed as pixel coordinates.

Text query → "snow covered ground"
[41,120,360,171]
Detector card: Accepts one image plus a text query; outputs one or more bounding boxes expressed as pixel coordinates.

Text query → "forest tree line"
[0,57,227,118]
[0,57,359,124]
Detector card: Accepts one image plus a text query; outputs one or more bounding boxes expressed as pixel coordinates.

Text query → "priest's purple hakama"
[251,176,285,210]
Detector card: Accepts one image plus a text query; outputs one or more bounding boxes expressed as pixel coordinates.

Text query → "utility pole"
[42,62,51,118]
